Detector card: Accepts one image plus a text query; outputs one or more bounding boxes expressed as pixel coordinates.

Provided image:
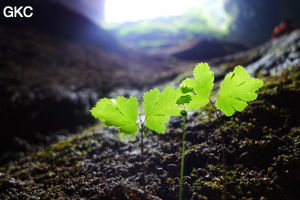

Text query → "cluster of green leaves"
[91,86,183,141]
[90,63,263,139]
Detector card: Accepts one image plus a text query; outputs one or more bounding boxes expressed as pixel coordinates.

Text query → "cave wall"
[278,0,300,26]
[57,0,106,24]
[0,0,117,50]
[225,0,300,46]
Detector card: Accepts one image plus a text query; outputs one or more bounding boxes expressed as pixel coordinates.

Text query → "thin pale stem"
[140,123,145,185]
[179,115,187,200]
[209,98,227,200]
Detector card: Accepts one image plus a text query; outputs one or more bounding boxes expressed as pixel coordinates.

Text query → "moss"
[1,66,299,200]
[189,66,300,199]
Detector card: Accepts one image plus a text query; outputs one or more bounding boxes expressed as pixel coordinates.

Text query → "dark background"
[0,0,299,157]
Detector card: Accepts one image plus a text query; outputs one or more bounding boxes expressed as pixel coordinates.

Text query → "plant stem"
[179,115,187,200]
[209,99,227,200]
[140,124,145,184]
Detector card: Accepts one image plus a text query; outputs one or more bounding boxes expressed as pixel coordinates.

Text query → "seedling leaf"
[216,66,264,116]
[180,63,214,110]
[181,86,194,94]
[90,96,139,134]
[143,86,183,133]
[176,95,192,105]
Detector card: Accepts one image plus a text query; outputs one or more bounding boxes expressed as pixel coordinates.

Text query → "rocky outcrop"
[172,38,246,60]
[208,29,300,80]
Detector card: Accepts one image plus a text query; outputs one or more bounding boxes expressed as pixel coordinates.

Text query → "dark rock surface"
[172,38,246,61]
[0,66,299,200]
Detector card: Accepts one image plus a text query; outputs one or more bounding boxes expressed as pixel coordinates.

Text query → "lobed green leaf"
[90,96,139,135]
[143,86,183,133]
[180,62,214,110]
[216,66,264,116]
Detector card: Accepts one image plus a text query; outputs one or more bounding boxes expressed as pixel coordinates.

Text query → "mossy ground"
[0,67,299,200]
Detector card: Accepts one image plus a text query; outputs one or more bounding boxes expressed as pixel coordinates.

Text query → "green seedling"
[90,86,183,183]
[90,62,263,200]
[177,63,214,200]
[177,63,263,200]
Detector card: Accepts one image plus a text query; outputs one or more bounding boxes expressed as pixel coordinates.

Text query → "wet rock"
[246,30,300,75]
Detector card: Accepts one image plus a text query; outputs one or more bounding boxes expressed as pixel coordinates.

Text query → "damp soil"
[0,66,299,200]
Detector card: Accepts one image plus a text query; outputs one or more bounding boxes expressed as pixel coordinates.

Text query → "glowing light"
[105,0,225,23]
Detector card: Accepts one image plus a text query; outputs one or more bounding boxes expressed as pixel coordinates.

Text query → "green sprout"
[90,62,263,200]
[177,63,214,200]
[177,63,263,200]
[90,86,183,184]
